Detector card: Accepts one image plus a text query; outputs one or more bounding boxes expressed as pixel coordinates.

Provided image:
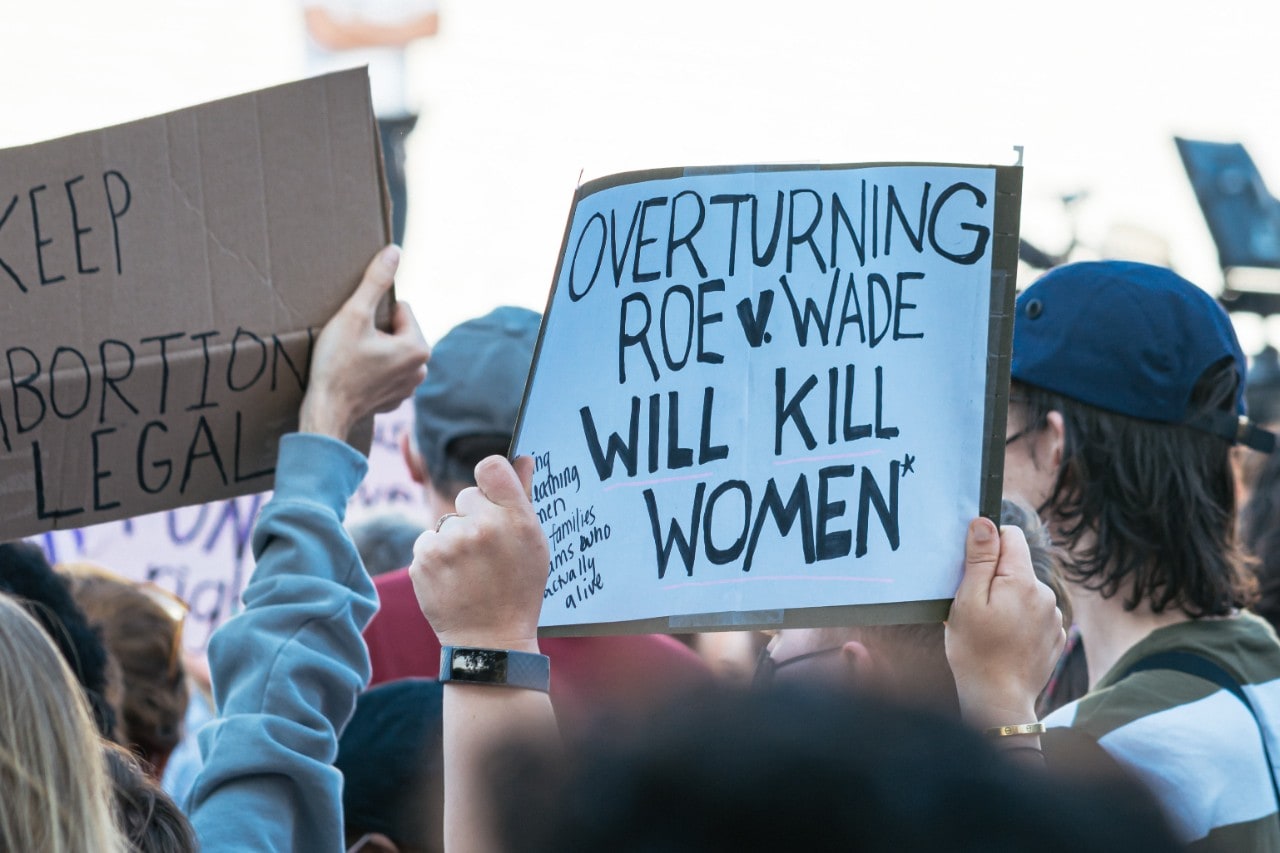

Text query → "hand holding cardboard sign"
[299,246,430,443]
[409,455,547,652]
[944,518,1065,731]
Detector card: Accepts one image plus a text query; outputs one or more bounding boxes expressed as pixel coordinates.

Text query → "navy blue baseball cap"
[1011,260,1273,452]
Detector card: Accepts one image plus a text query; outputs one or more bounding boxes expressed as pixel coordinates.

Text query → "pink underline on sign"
[662,574,895,590]
[602,471,714,492]
[773,449,884,466]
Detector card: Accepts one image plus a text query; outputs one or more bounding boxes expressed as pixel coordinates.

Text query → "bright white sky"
[7,0,1280,351]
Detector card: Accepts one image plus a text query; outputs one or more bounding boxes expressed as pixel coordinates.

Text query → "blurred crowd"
[5,246,1280,852]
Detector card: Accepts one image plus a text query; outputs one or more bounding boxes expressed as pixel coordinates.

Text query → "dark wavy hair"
[1012,357,1257,617]
[1240,445,1280,631]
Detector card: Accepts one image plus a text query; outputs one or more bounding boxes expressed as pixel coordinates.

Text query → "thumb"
[958,517,1000,603]
[474,455,533,509]
[512,455,536,499]
[347,245,401,316]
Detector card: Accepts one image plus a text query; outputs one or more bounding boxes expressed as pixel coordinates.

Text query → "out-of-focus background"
[6,0,1280,350]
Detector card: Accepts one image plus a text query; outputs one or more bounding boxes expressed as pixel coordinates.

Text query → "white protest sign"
[514,163,1020,635]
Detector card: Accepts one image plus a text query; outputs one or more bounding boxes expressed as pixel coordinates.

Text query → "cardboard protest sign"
[513,163,1021,635]
[0,68,389,540]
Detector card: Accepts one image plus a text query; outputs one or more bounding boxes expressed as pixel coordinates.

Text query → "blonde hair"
[0,594,126,853]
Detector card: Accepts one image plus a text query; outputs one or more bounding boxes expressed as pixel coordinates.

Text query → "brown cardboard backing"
[0,68,388,539]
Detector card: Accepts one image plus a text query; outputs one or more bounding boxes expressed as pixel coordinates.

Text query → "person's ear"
[1045,410,1066,470]
[840,640,877,685]
[401,431,427,485]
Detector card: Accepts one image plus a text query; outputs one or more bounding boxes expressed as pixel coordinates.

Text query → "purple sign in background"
[34,399,426,650]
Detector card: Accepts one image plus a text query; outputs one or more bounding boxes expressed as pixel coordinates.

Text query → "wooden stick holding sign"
[513,163,1021,636]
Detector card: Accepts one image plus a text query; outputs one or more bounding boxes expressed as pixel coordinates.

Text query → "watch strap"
[439,646,551,693]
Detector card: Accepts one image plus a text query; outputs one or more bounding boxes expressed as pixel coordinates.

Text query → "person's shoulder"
[1059,668,1217,741]
[1205,611,1280,680]
[1047,616,1280,846]
[1103,613,1280,690]
[1062,617,1273,738]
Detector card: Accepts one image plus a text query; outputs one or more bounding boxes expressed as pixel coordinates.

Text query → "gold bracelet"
[985,722,1046,737]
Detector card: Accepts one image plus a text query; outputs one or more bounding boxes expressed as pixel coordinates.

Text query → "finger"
[453,485,486,518]
[473,455,532,509]
[411,528,439,562]
[346,245,401,316]
[390,305,430,372]
[512,455,535,499]
[958,517,1000,603]
[391,301,427,348]
[993,526,1033,581]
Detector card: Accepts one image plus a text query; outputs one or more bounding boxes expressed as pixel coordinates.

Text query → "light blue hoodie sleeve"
[189,432,375,853]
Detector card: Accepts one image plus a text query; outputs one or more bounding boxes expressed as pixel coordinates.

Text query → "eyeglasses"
[1005,425,1035,446]
[57,562,190,679]
[1004,397,1039,446]
[752,644,844,689]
